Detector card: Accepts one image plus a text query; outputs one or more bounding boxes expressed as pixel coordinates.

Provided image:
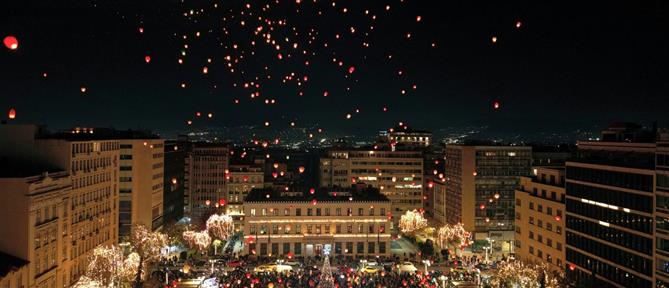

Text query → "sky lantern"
[187,120,192,125]
[480,204,485,210]
[196,111,202,117]
[202,66,209,74]
[515,21,522,28]
[219,199,226,206]
[207,113,213,118]
[309,188,315,194]
[3,36,18,50]
[171,178,177,184]
[205,199,211,206]
[491,36,498,43]
[416,16,422,22]
[493,101,500,110]
[494,193,500,199]
[311,199,317,205]
[348,66,355,74]
[8,108,16,119]
[323,90,329,97]
[80,86,87,93]
[555,215,562,221]
[298,166,305,173]
[144,55,151,63]
[138,27,144,34]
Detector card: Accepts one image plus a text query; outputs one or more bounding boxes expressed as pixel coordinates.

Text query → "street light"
[484,237,495,264]
[439,275,448,288]
[421,259,431,274]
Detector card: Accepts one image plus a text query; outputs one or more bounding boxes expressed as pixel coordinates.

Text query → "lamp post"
[484,237,495,264]
[422,259,431,274]
[439,275,448,288]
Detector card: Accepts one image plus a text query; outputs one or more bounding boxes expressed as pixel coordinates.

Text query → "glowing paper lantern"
[298,166,305,173]
[8,108,16,119]
[205,199,211,206]
[219,199,226,206]
[348,66,355,74]
[493,101,500,109]
[145,55,151,63]
[3,36,18,50]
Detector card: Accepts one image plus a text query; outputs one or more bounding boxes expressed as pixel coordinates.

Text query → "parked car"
[399,262,418,273]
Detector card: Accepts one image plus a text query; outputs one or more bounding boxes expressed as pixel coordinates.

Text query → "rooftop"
[0,252,28,278]
[245,185,389,202]
[37,127,160,141]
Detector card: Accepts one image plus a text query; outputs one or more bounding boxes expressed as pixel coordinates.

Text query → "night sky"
[1,1,668,136]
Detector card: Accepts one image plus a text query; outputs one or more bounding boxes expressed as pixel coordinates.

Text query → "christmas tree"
[319,254,336,288]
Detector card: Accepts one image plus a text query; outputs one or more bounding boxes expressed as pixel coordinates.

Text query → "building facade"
[319,149,423,229]
[565,140,656,287]
[0,169,70,288]
[185,143,229,224]
[243,187,392,258]
[0,252,29,288]
[0,124,120,287]
[163,139,188,224]
[514,167,566,271]
[226,164,264,216]
[443,145,532,250]
[118,139,165,237]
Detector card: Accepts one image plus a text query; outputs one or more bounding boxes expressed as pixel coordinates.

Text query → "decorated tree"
[398,209,428,234]
[130,224,168,288]
[436,223,472,257]
[182,230,212,252]
[206,213,235,241]
[319,255,336,288]
[489,260,567,288]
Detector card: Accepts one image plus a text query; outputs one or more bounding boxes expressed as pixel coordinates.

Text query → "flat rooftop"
[245,186,390,202]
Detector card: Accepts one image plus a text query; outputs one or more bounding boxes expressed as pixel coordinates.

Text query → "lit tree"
[206,213,235,241]
[130,224,168,288]
[398,209,428,234]
[436,223,472,256]
[182,230,212,252]
[489,260,566,288]
[71,276,105,288]
[319,255,336,288]
[74,245,140,288]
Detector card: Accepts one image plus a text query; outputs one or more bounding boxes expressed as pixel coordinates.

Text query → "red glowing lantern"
[348,66,355,74]
[309,188,315,194]
[555,215,561,221]
[311,199,317,205]
[3,36,18,50]
[219,199,226,206]
[298,166,305,173]
[493,101,500,109]
[205,199,211,206]
[427,182,434,188]
[480,204,485,210]
[145,55,151,63]
[8,108,16,119]
[569,264,575,271]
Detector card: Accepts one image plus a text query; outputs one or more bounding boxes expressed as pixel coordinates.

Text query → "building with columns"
[242,185,392,258]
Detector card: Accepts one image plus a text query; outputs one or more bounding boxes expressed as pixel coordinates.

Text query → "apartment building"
[514,167,566,271]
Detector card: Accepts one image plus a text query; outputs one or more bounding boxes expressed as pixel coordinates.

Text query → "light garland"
[183,230,212,251]
[206,213,235,241]
[436,223,472,252]
[398,209,427,233]
[490,260,566,288]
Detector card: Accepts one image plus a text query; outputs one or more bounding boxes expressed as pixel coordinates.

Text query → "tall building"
[514,167,566,272]
[0,161,69,288]
[0,124,120,286]
[243,186,392,258]
[163,138,189,224]
[425,176,447,225]
[565,126,657,287]
[226,164,264,216]
[319,149,423,230]
[118,138,165,237]
[443,144,531,251]
[185,143,229,224]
